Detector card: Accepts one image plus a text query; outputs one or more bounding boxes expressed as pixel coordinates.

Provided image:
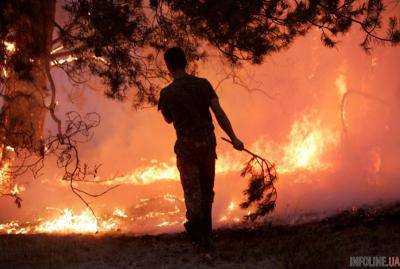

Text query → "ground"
[1,202,400,269]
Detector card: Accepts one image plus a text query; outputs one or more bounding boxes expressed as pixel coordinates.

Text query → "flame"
[4,41,15,53]
[10,184,25,196]
[113,207,128,218]
[106,154,247,185]
[0,71,348,234]
[134,160,179,183]
[2,41,15,78]
[34,208,119,234]
[0,201,183,234]
[368,148,381,174]
[156,220,182,227]
[101,113,339,186]
[0,146,25,196]
[281,115,338,173]
[51,45,64,54]
[109,160,180,185]
[218,200,244,223]
[228,201,237,212]
[215,154,244,175]
[335,72,348,98]
[0,161,12,194]
[52,55,78,65]
[0,221,30,234]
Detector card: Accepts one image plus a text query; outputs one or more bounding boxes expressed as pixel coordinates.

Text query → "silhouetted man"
[158,47,244,249]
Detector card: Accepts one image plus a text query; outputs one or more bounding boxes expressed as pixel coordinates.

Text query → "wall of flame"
[1,27,400,235]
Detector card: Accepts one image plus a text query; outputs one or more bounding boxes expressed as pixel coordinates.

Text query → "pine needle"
[222,137,278,221]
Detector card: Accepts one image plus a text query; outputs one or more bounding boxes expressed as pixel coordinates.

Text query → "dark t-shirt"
[158,75,218,158]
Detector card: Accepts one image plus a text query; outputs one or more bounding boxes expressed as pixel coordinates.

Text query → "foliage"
[240,152,278,221]
[1,0,399,103]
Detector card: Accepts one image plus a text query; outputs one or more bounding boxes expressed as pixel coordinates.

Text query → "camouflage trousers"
[177,151,215,243]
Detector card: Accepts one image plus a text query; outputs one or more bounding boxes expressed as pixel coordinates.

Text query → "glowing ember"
[4,41,15,53]
[51,45,64,54]
[52,55,78,65]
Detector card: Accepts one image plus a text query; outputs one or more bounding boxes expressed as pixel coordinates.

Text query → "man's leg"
[199,153,216,239]
[177,156,204,243]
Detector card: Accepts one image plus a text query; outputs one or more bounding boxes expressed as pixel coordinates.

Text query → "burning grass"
[1,202,399,268]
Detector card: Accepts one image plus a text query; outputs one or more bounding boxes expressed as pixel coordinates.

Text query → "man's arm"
[158,89,173,124]
[210,98,244,151]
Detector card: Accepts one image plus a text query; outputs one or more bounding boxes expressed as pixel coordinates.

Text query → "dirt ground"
[1,202,400,269]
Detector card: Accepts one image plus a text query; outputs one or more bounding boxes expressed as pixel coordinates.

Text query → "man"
[158,47,244,249]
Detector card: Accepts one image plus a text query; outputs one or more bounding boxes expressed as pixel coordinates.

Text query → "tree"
[0,0,399,212]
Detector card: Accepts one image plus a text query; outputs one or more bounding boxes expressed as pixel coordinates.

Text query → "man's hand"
[231,137,244,151]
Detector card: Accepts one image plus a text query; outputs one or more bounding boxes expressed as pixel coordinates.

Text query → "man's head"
[164,47,187,77]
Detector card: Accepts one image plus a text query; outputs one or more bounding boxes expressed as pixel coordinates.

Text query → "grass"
[1,202,400,268]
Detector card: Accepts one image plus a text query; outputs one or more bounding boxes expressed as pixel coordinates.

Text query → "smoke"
[1,27,399,234]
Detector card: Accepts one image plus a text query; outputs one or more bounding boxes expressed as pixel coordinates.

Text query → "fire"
[10,184,25,196]
[335,72,348,98]
[2,41,16,77]
[156,221,182,227]
[0,208,124,234]
[0,147,25,196]
[4,41,15,53]
[0,221,30,234]
[215,154,244,175]
[0,201,183,234]
[0,160,18,195]
[228,201,237,212]
[0,161,12,194]
[52,55,78,65]
[113,207,128,218]
[281,115,338,173]
[109,159,180,185]
[218,200,242,223]
[368,147,382,174]
[0,70,351,234]
[100,112,340,186]
[134,160,179,183]
[106,154,247,185]
[34,208,119,234]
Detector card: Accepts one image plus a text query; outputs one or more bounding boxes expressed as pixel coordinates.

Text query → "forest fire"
[0,1,399,268]
[0,108,342,235]
[106,111,339,188]
[0,71,349,235]
[0,61,391,236]
[0,195,186,234]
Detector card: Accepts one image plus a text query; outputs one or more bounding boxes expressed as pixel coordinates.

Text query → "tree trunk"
[2,0,56,156]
